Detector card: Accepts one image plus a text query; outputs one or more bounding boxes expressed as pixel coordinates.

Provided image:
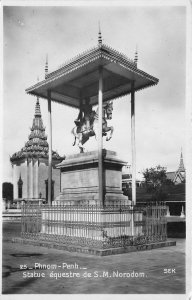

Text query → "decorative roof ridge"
[101,44,135,65]
[101,45,158,83]
[26,51,100,93]
[47,43,136,78]
[47,45,99,78]
[26,43,159,97]
[10,148,65,162]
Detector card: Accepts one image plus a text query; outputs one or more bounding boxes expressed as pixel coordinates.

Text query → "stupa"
[10,97,64,203]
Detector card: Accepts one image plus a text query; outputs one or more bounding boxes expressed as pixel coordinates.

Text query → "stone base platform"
[55,149,129,205]
[12,238,176,256]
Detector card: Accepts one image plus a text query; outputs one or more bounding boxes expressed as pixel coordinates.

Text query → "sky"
[2,4,187,183]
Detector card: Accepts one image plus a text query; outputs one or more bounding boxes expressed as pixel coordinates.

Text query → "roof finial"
[98,22,102,46]
[134,45,138,66]
[45,54,48,79]
[178,148,185,172]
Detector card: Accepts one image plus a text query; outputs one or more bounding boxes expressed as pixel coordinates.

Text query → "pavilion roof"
[26,44,159,108]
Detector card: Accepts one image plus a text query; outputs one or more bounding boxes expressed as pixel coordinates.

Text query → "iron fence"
[21,202,167,249]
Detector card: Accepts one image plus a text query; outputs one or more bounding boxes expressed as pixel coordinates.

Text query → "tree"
[142,165,174,201]
[2,182,13,201]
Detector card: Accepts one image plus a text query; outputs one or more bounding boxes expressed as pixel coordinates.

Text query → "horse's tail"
[71,127,77,146]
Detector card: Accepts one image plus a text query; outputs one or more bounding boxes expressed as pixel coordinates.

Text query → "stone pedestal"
[34,150,169,254]
[55,149,129,205]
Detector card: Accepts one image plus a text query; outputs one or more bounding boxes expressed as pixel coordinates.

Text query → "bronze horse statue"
[72,101,114,153]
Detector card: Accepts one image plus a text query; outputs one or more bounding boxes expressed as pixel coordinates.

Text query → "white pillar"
[48,91,52,205]
[27,160,29,199]
[34,159,39,198]
[166,205,170,217]
[31,159,34,198]
[29,159,34,199]
[22,160,28,198]
[98,67,103,206]
[180,205,185,218]
[33,159,38,198]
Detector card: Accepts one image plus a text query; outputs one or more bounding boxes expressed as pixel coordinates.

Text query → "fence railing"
[21,202,167,249]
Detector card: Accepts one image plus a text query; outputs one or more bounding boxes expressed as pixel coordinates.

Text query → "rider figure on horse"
[74,98,95,133]
[72,99,114,153]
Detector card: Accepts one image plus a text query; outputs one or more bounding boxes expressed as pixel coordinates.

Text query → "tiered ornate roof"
[26,41,159,108]
[166,150,185,184]
[173,151,185,183]
[10,98,64,163]
[178,151,185,173]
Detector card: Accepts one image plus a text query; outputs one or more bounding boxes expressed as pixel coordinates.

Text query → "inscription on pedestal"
[55,150,129,205]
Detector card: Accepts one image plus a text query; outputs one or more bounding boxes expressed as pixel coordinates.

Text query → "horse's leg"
[77,133,85,153]
[94,129,97,141]
[106,126,114,141]
[103,125,110,141]
[92,123,97,140]
[72,136,76,146]
[71,127,77,146]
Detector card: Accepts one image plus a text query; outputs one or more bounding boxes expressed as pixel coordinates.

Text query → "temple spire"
[10,92,64,163]
[35,97,41,117]
[178,149,185,172]
[134,45,138,66]
[98,22,102,46]
[45,54,48,78]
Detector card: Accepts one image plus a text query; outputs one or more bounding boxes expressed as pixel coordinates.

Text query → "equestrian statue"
[72,99,114,153]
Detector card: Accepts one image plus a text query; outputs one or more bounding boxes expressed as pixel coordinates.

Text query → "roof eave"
[25,43,159,104]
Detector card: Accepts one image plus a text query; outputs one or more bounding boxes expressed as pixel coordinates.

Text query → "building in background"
[122,151,185,216]
[122,150,185,191]
[122,164,144,191]
[10,98,64,204]
[166,151,185,184]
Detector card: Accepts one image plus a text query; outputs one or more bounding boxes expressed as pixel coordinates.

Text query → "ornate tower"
[10,98,64,202]
[174,150,185,184]
[178,151,185,173]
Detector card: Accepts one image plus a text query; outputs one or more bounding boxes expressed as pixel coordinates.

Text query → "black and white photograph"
[1,0,192,297]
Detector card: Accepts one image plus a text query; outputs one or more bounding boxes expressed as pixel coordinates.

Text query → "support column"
[131,81,136,205]
[98,67,103,206]
[34,159,39,198]
[30,159,33,199]
[48,90,52,205]
[22,160,28,198]
[28,160,31,198]
[27,159,29,199]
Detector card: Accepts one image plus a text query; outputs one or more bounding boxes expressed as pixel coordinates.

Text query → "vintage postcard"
[1,0,192,299]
